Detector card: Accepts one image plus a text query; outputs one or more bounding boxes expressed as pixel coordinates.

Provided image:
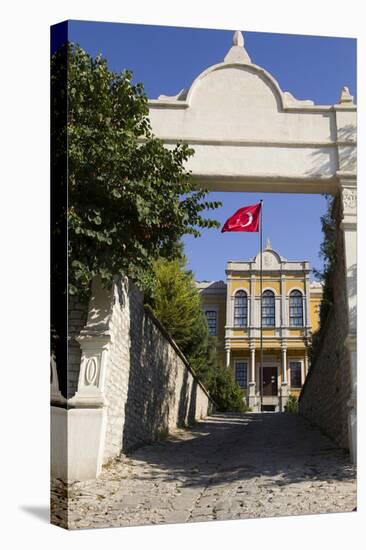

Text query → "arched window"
[262,290,275,327]
[234,290,248,327]
[289,290,303,326]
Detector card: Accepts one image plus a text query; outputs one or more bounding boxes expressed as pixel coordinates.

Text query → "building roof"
[226,241,311,274]
[196,280,227,294]
[196,243,323,294]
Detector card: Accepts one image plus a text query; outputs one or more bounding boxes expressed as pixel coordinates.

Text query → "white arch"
[261,287,278,296]
[233,287,249,297]
[185,61,286,111]
[287,287,304,297]
[232,288,249,328]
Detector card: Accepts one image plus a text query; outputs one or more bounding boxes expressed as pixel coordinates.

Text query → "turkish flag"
[221,203,261,233]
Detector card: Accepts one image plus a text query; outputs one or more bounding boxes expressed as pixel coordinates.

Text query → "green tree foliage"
[310,195,337,360]
[284,394,299,413]
[203,336,221,386]
[148,256,209,378]
[208,362,247,412]
[313,195,337,327]
[203,338,246,412]
[51,43,221,300]
[149,258,246,412]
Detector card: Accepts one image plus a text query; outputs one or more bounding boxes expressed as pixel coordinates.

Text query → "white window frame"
[261,288,276,327]
[233,289,249,328]
[289,289,304,327]
[204,305,219,336]
[288,359,304,388]
[234,359,249,389]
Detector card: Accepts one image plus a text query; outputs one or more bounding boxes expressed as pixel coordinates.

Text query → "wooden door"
[262,367,278,396]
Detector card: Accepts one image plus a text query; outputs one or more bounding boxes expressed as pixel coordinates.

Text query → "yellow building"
[197,240,322,412]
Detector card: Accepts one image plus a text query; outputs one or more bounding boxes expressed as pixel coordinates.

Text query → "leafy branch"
[51,43,222,301]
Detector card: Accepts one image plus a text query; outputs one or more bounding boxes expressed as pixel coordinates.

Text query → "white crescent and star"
[235,212,253,227]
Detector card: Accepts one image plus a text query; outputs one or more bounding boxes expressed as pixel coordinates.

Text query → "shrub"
[209,365,247,413]
[285,394,299,413]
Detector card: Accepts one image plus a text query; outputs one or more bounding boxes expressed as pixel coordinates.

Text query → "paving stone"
[51,412,356,529]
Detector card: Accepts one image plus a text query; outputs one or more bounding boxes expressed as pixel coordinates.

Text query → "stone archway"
[148,31,357,462]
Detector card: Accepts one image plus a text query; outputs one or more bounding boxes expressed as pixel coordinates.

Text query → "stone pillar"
[226,347,231,368]
[58,277,118,480]
[70,334,111,408]
[250,347,256,383]
[50,352,67,480]
[281,346,287,384]
[64,278,116,479]
[339,178,357,463]
[50,353,66,406]
[248,345,257,411]
[280,345,288,412]
[280,274,286,338]
[226,285,233,327]
[250,273,256,329]
[335,91,356,461]
[304,273,311,332]
[304,350,309,378]
[301,356,306,386]
[345,333,357,464]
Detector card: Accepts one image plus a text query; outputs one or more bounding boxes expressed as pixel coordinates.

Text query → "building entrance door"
[262,367,278,396]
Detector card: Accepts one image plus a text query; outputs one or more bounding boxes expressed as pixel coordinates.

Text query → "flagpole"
[260,199,263,412]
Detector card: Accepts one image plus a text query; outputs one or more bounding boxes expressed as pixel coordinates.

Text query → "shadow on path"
[125,413,355,490]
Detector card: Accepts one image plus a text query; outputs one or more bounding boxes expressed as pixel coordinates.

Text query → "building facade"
[197,241,322,412]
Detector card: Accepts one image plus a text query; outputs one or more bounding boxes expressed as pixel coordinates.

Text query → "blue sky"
[65,20,356,281]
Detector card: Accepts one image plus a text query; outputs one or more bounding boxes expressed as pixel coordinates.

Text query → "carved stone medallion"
[342,188,357,210]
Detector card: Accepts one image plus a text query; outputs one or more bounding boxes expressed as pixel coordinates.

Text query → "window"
[289,290,303,327]
[205,310,217,336]
[234,290,248,327]
[290,361,302,388]
[262,290,275,327]
[235,362,248,388]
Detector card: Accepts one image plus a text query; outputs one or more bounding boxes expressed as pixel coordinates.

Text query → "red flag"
[221,203,261,233]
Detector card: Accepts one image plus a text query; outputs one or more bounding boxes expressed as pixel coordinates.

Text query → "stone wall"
[299,197,352,450]
[101,280,131,462]
[102,279,214,462]
[61,277,214,476]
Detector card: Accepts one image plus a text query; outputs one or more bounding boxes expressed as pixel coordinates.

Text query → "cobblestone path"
[51,413,356,529]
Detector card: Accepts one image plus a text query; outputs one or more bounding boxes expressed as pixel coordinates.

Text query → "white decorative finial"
[266,238,272,250]
[233,30,244,47]
[224,30,251,64]
[339,86,354,104]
